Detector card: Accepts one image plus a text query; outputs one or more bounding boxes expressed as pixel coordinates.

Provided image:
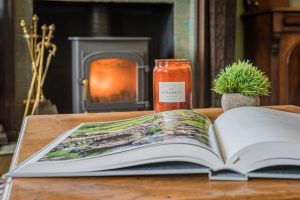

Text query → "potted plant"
[212,60,271,111]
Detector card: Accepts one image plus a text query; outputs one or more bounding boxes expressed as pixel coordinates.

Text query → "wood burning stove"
[69,37,150,113]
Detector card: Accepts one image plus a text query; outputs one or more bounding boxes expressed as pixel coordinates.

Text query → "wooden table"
[3,105,300,200]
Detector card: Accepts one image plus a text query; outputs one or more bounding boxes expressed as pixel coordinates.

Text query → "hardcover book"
[6,107,300,180]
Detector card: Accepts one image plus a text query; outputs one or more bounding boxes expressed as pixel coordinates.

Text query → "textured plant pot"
[221,93,260,111]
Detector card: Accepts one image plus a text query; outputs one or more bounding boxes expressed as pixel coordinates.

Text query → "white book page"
[213,107,300,165]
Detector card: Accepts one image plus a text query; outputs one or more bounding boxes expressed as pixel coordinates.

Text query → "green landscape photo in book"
[41,110,214,161]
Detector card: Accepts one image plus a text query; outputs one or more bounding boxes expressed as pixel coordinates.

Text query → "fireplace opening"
[89,58,137,103]
[34,1,174,113]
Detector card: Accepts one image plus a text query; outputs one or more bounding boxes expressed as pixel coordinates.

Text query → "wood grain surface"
[4,105,300,200]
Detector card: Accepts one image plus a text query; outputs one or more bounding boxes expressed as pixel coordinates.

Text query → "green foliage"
[74,114,160,135]
[212,60,271,96]
[182,119,209,130]
[46,150,78,159]
[149,127,162,135]
[42,110,214,161]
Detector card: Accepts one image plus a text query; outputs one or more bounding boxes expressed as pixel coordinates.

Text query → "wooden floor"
[0,143,15,199]
[0,155,11,200]
[0,154,13,176]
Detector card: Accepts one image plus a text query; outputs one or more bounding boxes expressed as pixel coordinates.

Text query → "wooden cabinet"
[243,8,300,105]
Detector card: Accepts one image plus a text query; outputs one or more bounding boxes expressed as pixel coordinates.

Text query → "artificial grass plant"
[212,60,271,96]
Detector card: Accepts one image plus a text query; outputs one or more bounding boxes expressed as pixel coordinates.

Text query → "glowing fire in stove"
[89,58,137,102]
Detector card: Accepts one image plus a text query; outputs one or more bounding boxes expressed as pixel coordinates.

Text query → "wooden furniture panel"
[278,34,300,105]
[209,0,236,107]
[3,105,300,200]
[243,13,272,105]
[244,8,300,106]
[287,44,300,104]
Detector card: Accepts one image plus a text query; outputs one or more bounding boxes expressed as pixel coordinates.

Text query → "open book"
[7,107,300,180]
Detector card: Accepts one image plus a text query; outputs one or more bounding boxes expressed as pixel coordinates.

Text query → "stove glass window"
[89,58,137,103]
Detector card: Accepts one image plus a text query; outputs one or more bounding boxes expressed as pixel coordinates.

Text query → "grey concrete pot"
[221,93,260,111]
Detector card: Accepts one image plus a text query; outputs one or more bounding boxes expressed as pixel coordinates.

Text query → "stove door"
[82,52,149,112]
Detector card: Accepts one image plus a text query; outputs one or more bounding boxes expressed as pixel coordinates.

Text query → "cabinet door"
[279,34,300,105]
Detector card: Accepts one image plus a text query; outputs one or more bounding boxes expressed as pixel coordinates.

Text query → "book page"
[38,110,222,162]
[213,107,300,164]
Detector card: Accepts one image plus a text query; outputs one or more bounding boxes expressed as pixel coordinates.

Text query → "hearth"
[70,37,150,113]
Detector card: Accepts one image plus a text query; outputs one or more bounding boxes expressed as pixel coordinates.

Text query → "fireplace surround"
[70,37,150,113]
[11,0,197,116]
[33,0,180,113]
[3,0,237,139]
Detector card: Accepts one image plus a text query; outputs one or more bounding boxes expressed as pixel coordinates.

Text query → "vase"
[221,93,260,111]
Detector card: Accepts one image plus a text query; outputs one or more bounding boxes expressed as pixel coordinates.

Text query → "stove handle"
[82,79,88,102]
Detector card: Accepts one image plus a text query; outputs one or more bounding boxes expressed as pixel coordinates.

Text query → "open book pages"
[9,110,223,175]
[7,107,300,180]
[214,107,300,173]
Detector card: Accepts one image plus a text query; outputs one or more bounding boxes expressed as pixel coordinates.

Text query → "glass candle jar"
[153,59,192,112]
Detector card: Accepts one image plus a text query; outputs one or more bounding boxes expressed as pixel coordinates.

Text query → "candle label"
[159,82,185,102]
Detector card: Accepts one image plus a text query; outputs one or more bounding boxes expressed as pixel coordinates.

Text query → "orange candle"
[153,59,192,112]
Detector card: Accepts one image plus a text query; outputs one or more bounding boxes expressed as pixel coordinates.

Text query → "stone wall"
[13,0,33,131]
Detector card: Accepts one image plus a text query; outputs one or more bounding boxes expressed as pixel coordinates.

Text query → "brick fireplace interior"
[34,1,174,113]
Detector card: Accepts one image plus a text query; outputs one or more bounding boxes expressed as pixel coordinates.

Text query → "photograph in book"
[40,110,214,162]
